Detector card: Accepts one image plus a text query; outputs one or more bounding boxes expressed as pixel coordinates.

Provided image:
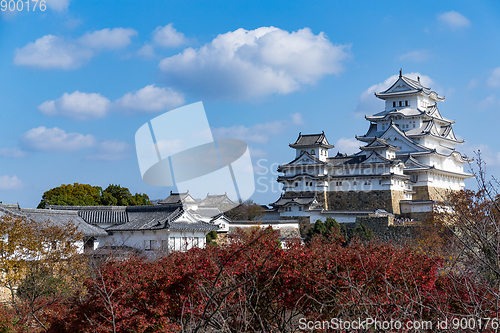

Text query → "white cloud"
[14,35,93,69]
[0,175,24,190]
[461,143,500,167]
[85,140,131,161]
[438,11,471,30]
[14,28,137,69]
[78,28,138,50]
[399,49,431,62]
[0,148,26,158]
[353,72,435,118]
[21,127,96,152]
[467,78,478,89]
[334,137,359,155]
[38,91,110,120]
[487,67,500,87]
[212,113,304,144]
[115,84,185,113]
[153,23,188,48]
[478,94,497,110]
[46,0,70,11]
[159,26,351,99]
[248,147,267,158]
[137,44,156,58]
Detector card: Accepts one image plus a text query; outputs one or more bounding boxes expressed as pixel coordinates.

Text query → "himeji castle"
[273,71,473,219]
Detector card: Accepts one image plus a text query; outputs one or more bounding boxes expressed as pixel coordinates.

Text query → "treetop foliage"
[37,183,151,208]
[224,200,264,221]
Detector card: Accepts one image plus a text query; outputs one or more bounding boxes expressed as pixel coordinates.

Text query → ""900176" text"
[1,0,46,11]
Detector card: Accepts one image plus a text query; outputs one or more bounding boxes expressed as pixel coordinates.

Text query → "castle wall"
[413,186,453,201]
[284,190,405,214]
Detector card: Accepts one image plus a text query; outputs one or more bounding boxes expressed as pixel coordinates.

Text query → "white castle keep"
[272,71,473,218]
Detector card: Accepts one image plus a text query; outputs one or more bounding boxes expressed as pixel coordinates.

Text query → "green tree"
[37,183,102,208]
[206,231,218,246]
[38,183,151,208]
[352,224,374,242]
[224,200,264,221]
[306,217,342,241]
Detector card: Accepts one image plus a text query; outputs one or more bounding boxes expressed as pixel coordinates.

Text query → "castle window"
[336,181,342,186]
[299,207,303,211]
[144,240,157,251]
[405,100,409,106]
[393,101,396,107]
[311,150,315,155]
[295,182,298,187]
[364,180,371,185]
[399,101,402,107]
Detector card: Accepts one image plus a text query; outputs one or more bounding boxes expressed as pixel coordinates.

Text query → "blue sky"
[1,0,499,207]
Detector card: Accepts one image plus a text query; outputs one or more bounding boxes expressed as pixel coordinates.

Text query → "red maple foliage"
[45,228,498,332]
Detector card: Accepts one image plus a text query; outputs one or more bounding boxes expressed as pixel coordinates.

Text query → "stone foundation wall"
[215,232,228,246]
[350,216,421,241]
[400,211,433,223]
[413,186,455,201]
[284,190,404,214]
[281,215,310,238]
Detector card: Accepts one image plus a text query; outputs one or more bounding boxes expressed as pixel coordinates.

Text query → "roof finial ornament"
[399,68,402,77]
[417,76,420,83]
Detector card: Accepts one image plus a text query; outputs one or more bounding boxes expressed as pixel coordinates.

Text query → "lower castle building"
[272,71,473,218]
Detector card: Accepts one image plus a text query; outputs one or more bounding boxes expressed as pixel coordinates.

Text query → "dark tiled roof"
[326,154,367,166]
[189,207,221,217]
[199,194,236,208]
[271,196,317,207]
[360,138,400,151]
[289,132,334,149]
[0,206,108,237]
[107,207,219,232]
[158,191,193,205]
[47,205,128,224]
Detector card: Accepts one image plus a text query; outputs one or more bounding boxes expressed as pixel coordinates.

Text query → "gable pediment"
[360,152,389,164]
[380,126,430,153]
[387,78,415,93]
[287,152,324,165]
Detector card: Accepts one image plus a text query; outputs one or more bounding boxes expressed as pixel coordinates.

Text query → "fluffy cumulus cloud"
[14,35,93,69]
[38,91,110,120]
[78,28,138,49]
[20,127,96,152]
[85,140,131,161]
[159,27,351,99]
[353,72,434,118]
[334,137,359,155]
[14,28,137,69]
[399,49,431,63]
[46,0,70,11]
[438,11,471,30]
[212,112,304,144]
[0,175,24,190]
[0,148,26,158]
[153,23,188,48]
[487,67,500,88]
[115,84,185,113]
